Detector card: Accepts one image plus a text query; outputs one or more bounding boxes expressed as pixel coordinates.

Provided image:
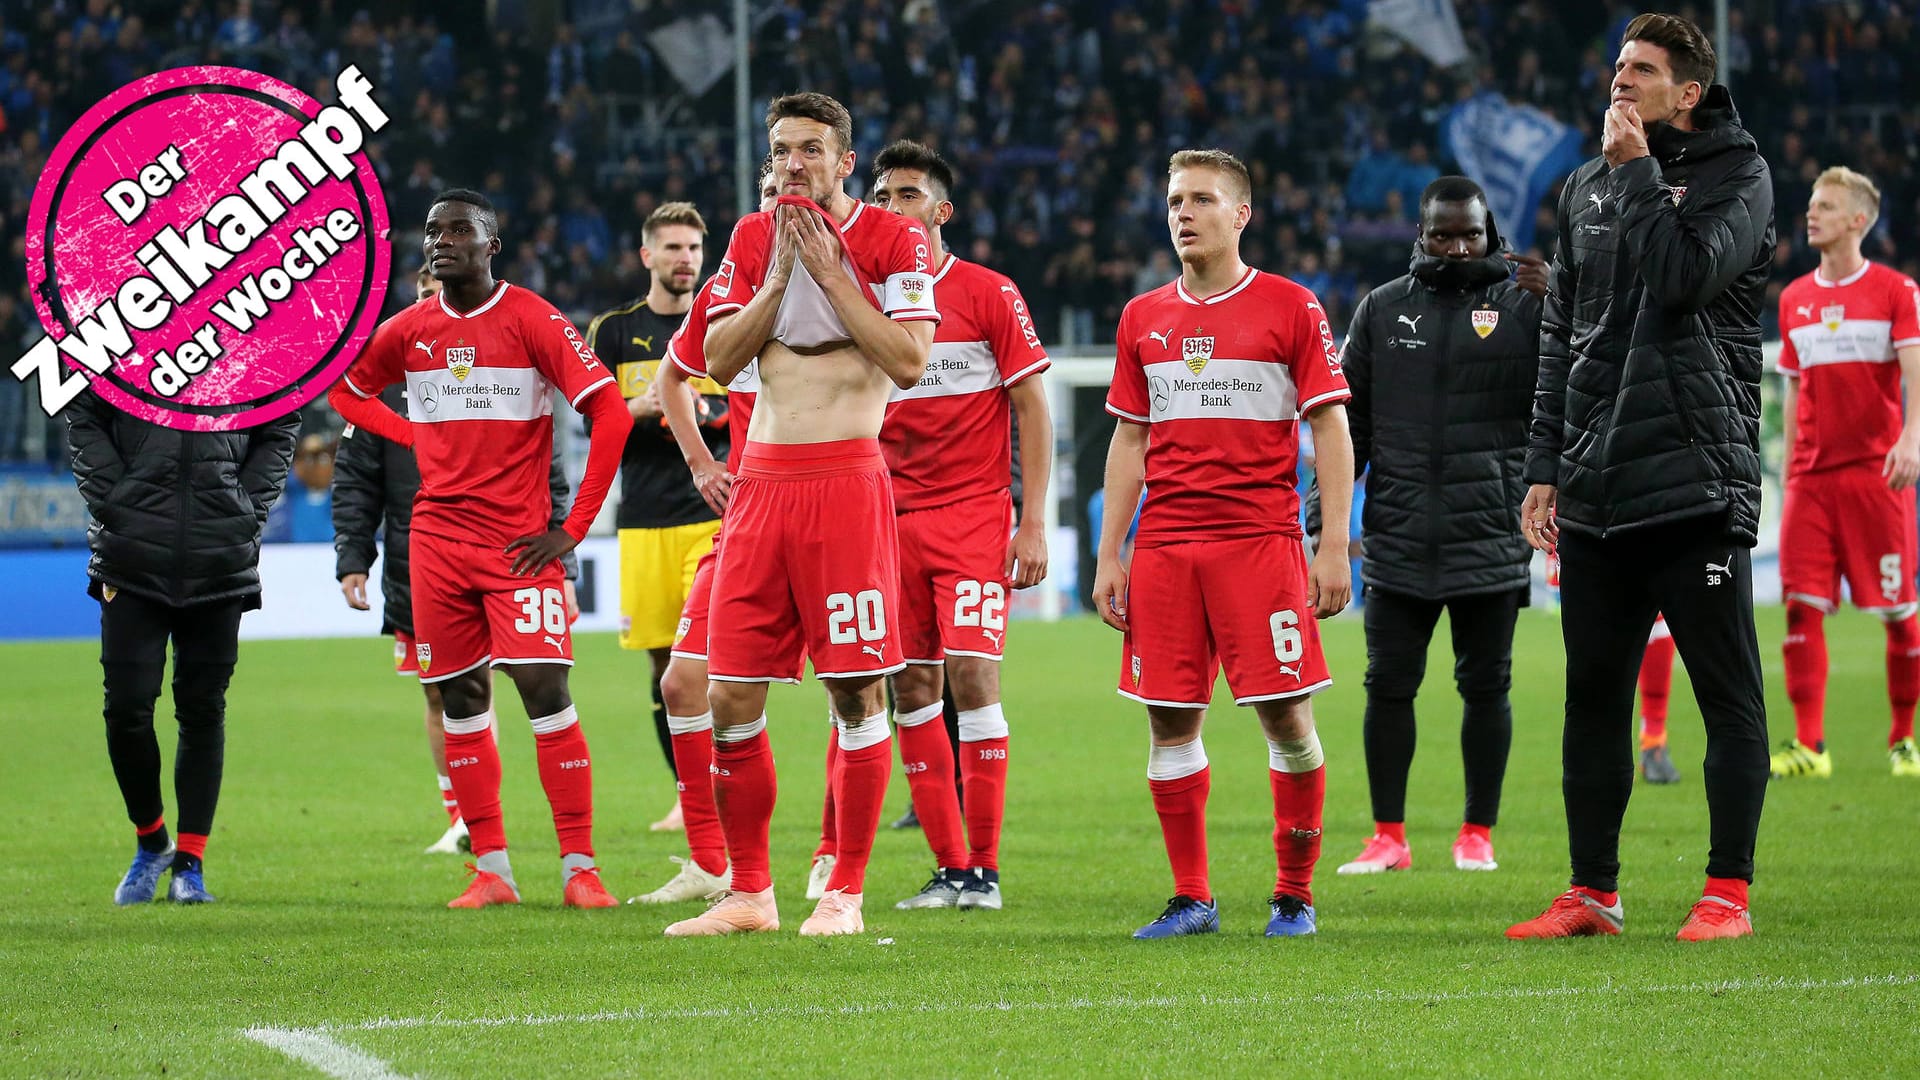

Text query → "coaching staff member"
[1509,12,1774,942]
[1321,176,1545,879]
[69,388,300,905]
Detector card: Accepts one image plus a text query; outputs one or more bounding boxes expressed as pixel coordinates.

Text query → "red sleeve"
[704,215,770,321]
[562,379,633,541]
[1777,290,1802,376]
[989,274,1050,386]
[521,293,618,409]
[339,311,408,400]
[1291,289,1352,415]
[668,278,716,378]
[1105,304,1149,423]
[1894,274,1920,349]
[327,381,412,447]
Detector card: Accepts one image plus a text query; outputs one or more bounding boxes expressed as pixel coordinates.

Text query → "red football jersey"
[1106,268,1350,543]
[340,282,616,546]
[1779,261,1920,476]
[882,255,1049,511]
[702,197,939,334]
[668,274,758,474]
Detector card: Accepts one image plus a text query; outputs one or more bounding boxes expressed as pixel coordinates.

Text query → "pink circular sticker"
[26,66,391,430]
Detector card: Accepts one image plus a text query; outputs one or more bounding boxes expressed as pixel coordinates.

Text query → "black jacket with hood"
[1524,85,1775,545]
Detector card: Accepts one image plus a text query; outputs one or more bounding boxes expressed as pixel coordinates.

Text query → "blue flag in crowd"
[1442,93,1587,253]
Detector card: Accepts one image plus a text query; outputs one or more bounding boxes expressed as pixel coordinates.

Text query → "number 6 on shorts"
[1270,608,1302,663]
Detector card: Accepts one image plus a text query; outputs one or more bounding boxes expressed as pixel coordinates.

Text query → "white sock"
[839,710,892,751]
[562,851,596,882]
[896,702,943,728]
[957,703,1009,741]
[1267,731,1325,773]
[667,711,714,736]
[1147,737,1208,781]
[475,850,517,891]
[714,715,768,743]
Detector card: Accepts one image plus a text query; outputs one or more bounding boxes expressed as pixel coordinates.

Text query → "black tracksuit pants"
[1557,520,1769,892]
[99,589,245,840]
[1362,586,1522,827]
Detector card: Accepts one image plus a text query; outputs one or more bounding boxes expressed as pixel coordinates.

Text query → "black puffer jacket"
[1525,86,1775,545]
[1339,239,1543,599]
[65,388,300,608]
[332,385,579,636]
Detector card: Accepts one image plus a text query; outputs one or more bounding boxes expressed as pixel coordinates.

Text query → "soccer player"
[1093,149,1353,939]
[327,189,635,909]
[868,139,1052,911]
[662,92,937,938]
[333,266,582,854]
[586,202,731,832]
[1637,616,1682,783]
[628,166,787,905]
[1772,166,1920,779]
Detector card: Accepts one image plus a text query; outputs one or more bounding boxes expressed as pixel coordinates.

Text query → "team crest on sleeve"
[1822,304,1845,331]
[900,275,930,306]
[1472,309,1500,339]
[416,642,432,674]
[445,342,476,382]
[1182,332,1214,374]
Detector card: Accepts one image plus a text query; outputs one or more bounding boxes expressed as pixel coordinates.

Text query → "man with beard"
[587,202,731,834]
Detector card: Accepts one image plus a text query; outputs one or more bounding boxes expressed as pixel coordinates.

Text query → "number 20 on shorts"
[828,590,887,644]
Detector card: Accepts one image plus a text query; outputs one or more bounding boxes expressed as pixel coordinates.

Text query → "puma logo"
[1795,304,1813,318]
[982,629,1003,648]
[1397,315,1421,333]
[1148,328,1174,349]
[413,339,437,357]
[1705,556,1733,585]
[631,335,654,351]
[1588,192,1608,212]
[1278,663,1301,678]
[543,635,566,652]
[862,645,886,662]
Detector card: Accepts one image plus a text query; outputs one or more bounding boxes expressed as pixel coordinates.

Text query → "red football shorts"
[670,530,722,663]
[1781,467,1919,617]
[896,492,1014,665]
[393,631,421,677]
[409,530,575,683]
[1119,533,1332,707]
[708,439,903,682]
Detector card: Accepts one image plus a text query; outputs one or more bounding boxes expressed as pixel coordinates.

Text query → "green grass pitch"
[2,609,1915,1077]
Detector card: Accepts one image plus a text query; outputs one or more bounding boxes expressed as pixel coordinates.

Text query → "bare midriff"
[747,338,893,443]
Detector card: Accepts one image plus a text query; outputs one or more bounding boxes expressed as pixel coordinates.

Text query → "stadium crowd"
[2,0,1919,466]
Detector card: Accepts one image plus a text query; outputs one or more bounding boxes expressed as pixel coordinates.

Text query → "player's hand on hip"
[1008,521,1049,589]
[1521,483,1558,552]
[1091,556,1129,632]
[1307,544,1351,619]
[692,460,733,515]
[1505,252,1549,298]
[1885,434,1920,490]
[789,203,846,280]
[563,579,580,624]
[505,527,579,576]
[340,573,370,610]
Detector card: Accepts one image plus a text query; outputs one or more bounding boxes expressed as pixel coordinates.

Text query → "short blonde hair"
[1168,149,1252,205]
[1814,166,1881,230]
[643,201,708,245]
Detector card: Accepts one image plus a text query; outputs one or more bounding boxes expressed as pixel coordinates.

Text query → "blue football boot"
[1132,895,1219,939]
[167,866,217,904]
[113,844,175,905]
[1264,893,1317,937]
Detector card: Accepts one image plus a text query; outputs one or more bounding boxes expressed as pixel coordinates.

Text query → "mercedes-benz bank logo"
[418,385,438,414]
[1149,375,1171,413]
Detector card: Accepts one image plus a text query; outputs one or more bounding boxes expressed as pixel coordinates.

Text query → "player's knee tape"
[1147,737,1208,781]
[667,711,714,736]
[443,710,495,737]
[1267,730,1325,773]
[528,705,579,735]
[957,703,1009,742]
[839,711,891,752]
[896,702,943,729]
[713,715,767,743]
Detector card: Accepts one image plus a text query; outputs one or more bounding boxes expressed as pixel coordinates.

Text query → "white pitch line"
[243,972,1919,1077]
[242,1026,415,1080]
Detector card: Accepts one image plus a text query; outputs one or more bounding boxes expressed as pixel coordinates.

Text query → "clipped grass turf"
[2,608,1914,1077]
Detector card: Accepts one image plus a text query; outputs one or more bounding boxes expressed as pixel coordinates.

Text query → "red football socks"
[668,725,726,876]
[960,735,1009,871]
[1574,885,1620,907]
[1783,602,1828,748]
[712,727,777,893]
[1704,876,1749,908]
[825,730,893,893]
[1886,616,1919,745]
[897,705,967,868]
[531,708,595,859]
[1376,820,1407,845]
[176,832,208,860]
[1149,769,1212,903]
[1639,632,1675,748]
[443,722,505,856]
[1271,766,1325,905]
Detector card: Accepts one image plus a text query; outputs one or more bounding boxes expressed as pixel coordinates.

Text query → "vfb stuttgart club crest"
[1822,304,1845,331]
[1472,308,1500,339]
[446,344,476,382]
[1182,333,1214,374]
[415,642,432,674]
